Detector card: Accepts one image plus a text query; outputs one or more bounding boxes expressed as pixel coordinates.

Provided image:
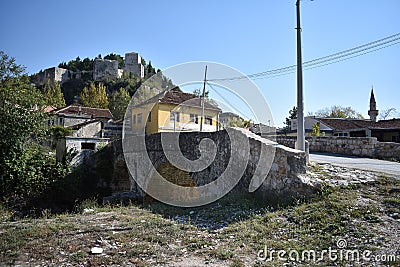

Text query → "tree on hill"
[104,73,142,96]
[42,80,66,108]
[79,82,109,109]
[104,53,124,69]
[145,61,156,78]
[314,105,364,119]
[59,56,94,72]
[109,87,131,120]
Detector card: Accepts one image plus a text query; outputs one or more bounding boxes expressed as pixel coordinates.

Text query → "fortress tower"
[368,87,378,122]
[124,52,144,78]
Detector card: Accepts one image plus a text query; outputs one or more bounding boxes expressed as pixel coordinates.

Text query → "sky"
[1,0,399,127]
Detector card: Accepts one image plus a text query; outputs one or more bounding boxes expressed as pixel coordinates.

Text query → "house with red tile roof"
[51,105,121,162]
[290,89,400,142]
[131,90,221,134]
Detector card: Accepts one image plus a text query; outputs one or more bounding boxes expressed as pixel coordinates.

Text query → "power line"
[208,33,400,82]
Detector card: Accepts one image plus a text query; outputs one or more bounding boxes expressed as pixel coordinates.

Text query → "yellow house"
[131,90,221,134]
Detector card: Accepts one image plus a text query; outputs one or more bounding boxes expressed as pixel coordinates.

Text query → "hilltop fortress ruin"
[34,52,144,86]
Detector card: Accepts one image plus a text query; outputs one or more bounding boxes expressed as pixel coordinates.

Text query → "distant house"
[219,112,242,127]
[249,123,276,137]
[52,105,121,162]
[51,105,113,127]
[318,118,400,142]
[292,116,400,142]
[131,90,221,134]
[289,88,400,143]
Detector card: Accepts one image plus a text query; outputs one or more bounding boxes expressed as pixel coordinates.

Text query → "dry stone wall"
[102,129,316,204]
[275,136,400,161]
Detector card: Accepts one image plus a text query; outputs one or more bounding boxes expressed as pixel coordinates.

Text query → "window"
[170,112,180,122]
[59,117,64,125]
[133,114,136,124]
[137,113,142,124]
[190,114,199,124]
[147,111,152,122]
[205,116,212,125]
[81,142,95,150]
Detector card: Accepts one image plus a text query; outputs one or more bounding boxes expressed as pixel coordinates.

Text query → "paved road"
[309,152,400,178]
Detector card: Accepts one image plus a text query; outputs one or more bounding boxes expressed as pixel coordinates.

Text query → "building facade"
[131,91,221,134]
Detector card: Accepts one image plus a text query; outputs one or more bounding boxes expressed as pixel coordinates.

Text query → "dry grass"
[1,168,399,266]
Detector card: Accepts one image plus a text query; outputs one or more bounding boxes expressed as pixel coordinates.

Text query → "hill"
[30,52,177,106]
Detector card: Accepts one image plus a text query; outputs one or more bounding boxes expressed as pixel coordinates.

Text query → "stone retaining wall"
[101,128,316,204]
[275,136,400,161]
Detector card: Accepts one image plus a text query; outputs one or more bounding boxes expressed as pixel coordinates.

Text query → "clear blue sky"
[1,0,399,126]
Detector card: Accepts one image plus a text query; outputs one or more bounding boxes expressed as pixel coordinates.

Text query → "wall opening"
[81,142,95,150]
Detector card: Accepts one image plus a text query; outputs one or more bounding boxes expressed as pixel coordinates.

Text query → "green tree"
[315,105,364,119]
[283,106,297,132]
[311,123,321,136]
[104,53,124,69]
[104,72,142,96]
[0,51,69,201]
[42,80,66,108]
[226,117,251,128]
[109,87,131,120]
[192,88,218,107]
[79,82,109,108]
[145,60,156,78]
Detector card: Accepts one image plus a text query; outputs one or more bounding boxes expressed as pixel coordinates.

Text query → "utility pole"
[296,0,305,151]
[200,65,207,132]
[173,112,176,132]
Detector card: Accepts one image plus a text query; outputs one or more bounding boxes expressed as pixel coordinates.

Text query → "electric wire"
[208,33,400,82]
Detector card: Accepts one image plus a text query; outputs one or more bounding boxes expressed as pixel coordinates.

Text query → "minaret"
[368,87,378,122]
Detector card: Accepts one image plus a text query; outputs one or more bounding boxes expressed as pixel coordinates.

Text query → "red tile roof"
[140,90,221,111]
[318,118,400,130]
[55,105,113,119]
[374,118,400,129]
[43,106,57,113]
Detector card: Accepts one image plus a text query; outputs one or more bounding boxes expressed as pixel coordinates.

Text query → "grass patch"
[1,175,399,266]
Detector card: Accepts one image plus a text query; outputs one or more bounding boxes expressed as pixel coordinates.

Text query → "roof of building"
[67,119,100,130]
[374,118,400,129]
[54,105,113,119]
[136,90,221,111]
[317,118,400,130]
[43,106,57,113]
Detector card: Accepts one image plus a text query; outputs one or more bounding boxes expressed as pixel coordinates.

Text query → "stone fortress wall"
[34,52,145,86]
[93,59,120,81]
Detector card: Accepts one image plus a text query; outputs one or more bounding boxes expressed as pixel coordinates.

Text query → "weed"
[70,250,87,263]
[230,258,245,267]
